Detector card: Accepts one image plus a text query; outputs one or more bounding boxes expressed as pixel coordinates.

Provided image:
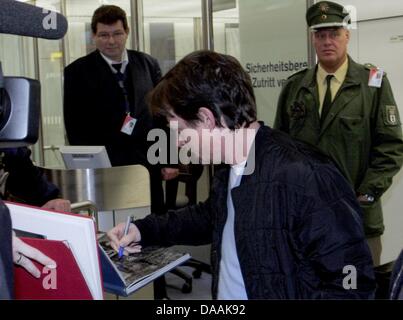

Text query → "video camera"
[0,0,68,148]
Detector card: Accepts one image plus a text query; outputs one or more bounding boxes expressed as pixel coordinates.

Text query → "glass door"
[214,0,309,126]
[142,0,203,75]
[36,0,65,168]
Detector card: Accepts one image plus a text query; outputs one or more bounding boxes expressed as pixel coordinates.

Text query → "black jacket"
[63,49,161,167]
[135,125,376,299]
[1,148,60,206]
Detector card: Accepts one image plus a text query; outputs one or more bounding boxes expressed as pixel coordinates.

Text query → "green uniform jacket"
[274,56,403,237]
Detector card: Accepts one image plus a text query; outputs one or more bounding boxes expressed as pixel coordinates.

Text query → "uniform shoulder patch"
[287,68,308,80]
[364,63,377,70]
[364,63,387,76]
[383,105,401,126]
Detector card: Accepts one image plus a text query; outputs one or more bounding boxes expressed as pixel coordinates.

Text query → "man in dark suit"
[64,5,176,214]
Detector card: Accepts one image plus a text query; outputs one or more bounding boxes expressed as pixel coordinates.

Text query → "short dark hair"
[91,5,129,34]
[149,50,257,130]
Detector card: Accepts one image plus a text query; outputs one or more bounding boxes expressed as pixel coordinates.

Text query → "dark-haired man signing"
[108,50,376,299]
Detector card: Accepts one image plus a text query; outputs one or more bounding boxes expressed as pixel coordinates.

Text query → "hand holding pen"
[118,216,132,258]
[107,215,142,257]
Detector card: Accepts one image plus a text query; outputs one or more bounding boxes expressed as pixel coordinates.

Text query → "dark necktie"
[112,63,122,73]
[112,63,130,113]
[112,63,124,86]
[321,74,334,124]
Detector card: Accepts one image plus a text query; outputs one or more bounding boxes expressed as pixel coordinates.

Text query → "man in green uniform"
[274,1,403,265]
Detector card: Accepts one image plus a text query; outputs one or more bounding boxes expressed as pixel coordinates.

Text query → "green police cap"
[306,1,351,30]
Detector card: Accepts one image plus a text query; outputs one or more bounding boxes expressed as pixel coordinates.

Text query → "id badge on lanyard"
[121,113,137,135]
[368,68,384,88]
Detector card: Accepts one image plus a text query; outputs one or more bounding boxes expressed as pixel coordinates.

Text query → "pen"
[118,215,132,259]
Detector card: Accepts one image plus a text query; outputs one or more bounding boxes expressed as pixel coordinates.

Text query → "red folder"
[14,238,93,300]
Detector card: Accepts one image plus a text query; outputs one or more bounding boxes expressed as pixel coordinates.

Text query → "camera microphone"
[0,0,68,40]
[0,1,68,147]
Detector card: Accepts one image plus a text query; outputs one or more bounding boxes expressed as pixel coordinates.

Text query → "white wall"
[344,0,403,264]
[337,0,403,20]
[239,0,308,125]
